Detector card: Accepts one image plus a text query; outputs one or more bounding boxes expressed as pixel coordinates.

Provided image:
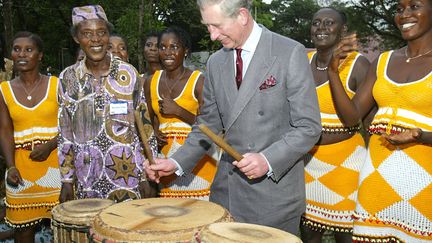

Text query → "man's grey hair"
[197,0,252,18]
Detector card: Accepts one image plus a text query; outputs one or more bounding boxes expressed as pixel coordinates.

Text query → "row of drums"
[51,198,302,242]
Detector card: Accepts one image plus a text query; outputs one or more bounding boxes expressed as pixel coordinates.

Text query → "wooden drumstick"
[198,124,243,161]
[134,110,159,179]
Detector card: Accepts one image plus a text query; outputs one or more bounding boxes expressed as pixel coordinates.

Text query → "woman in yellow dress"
[144,26,216,199]
[328,1,432,241]
[0,31,61,242]
[301,8,370,243]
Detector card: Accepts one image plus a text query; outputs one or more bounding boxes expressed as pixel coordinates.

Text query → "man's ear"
[237,8,250,26]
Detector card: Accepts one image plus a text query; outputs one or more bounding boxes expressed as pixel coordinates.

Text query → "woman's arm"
[29,135,58,161]
[0,90,23,186]
[327,34,377,126]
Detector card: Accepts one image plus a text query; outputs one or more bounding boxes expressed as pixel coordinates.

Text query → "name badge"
[109,101,128,115]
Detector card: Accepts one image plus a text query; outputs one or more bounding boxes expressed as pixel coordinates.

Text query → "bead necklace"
[315,57,328,71]
[404,47,432,63]
[19,74,42,101]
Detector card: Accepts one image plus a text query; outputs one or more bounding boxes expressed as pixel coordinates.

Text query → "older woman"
[144,26,216,200]
[0,31,61,242]
[301,8,370,243]
[58,5,156,202]
[328,0,432,241]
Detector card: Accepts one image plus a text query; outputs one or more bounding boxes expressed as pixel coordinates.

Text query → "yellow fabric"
[0,77,61,226]
[150,70,216,198]
[370,51,432,133]
[308,51,359,128]
[303,52,366,232]
[353,51,432,242]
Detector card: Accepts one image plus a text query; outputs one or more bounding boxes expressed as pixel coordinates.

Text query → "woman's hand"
[6,167,23,187]
[155,129,168,151]
[381,128,422,145]
[158,98,180,116]
[59,182,74,203]
[329,33,358,73]
[30,142,54,161]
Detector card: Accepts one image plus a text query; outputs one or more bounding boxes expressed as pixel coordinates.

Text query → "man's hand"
[232,153,269,180]
[144,158,177,183]
[59,182,74,203]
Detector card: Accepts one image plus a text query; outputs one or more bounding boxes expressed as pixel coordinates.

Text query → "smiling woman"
[144,26,216,200]
[57,4,157,203]
[301,7,370,243]
[324,0,432,242]
[0,31,61,242]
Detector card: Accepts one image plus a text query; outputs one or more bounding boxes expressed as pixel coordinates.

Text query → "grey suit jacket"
[172,27,321,232]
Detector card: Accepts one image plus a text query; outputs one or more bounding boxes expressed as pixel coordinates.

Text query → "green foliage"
[349,0,403,50]
[269,0,320,48]
[0,0,406,75]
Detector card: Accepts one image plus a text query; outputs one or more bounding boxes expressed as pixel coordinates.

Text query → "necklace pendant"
[406,58,410,63]
[27,95,32,100]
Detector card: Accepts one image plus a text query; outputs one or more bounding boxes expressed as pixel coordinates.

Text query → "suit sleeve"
[171,57,224,173]
[262,44,321,181]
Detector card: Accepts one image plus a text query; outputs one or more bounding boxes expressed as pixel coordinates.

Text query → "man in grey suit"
[145,0,321,235]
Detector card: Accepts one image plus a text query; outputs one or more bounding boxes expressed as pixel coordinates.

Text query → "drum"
[51,198,114,243]
[90,198,233,242]
[193,222,302,243]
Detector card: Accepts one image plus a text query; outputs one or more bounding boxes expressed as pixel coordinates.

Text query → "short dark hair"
[110,33,128,50]
[142,31,159,46]
[13,31,44,53]
[158,26,192,57]
[320,7,347,24]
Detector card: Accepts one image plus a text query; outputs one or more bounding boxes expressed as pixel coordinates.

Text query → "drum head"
[51,198,114,226]
[196,222,302,243]
[91,198,232,242]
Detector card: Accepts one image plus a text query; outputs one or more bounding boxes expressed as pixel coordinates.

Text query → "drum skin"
[193,222,302,243]
[90,198,233,242]
[51,198,114,243]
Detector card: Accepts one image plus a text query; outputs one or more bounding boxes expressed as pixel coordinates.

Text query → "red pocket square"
[259,75,277,90]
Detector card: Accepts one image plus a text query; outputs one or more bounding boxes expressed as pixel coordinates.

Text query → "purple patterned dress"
[58,57,155,202]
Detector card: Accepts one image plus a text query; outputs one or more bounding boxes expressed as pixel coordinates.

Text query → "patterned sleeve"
[57,70,76,183]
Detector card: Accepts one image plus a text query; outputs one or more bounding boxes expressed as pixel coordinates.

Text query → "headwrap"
[72,5,108,26]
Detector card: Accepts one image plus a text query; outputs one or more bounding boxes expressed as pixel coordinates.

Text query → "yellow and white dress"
[353,51,432,242]
[150,70,216,200]
[0,76,61,228]
[302,51,366,232]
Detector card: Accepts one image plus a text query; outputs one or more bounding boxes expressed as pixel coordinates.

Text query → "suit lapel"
[219,50,238,108]
[225,27,276,132]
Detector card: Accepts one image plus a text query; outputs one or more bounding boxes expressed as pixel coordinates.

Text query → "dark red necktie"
[235,48,243,89]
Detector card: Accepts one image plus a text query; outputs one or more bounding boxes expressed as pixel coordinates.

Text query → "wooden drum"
[51,198,114,243]
[193,222,302,243]
[90,198,233,242]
